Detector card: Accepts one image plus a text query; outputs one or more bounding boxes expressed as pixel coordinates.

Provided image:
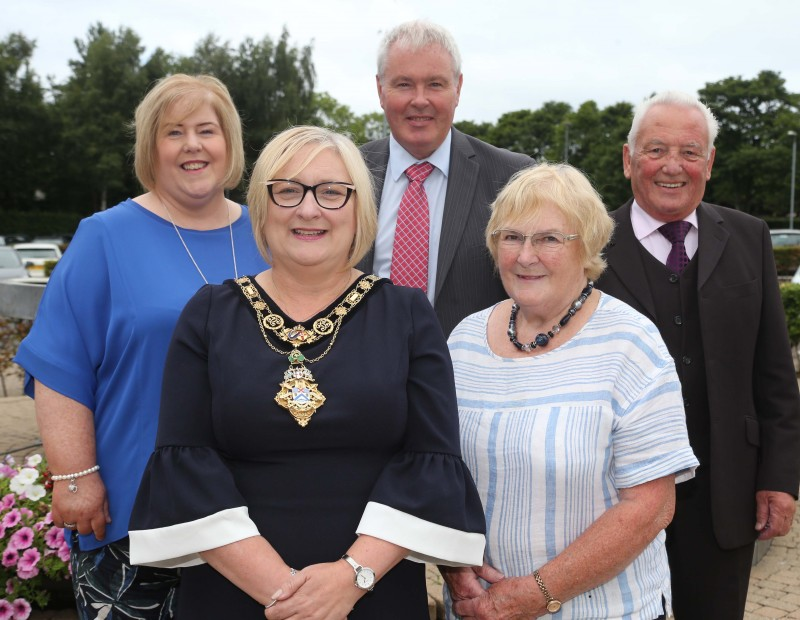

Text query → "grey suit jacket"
[359,128,532,336]
[596,199,800,547]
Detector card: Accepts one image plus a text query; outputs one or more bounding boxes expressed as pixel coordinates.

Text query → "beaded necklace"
[508,281,594,352]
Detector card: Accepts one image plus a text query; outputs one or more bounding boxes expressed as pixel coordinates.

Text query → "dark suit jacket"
[359,129,532,337]
[596,199,800,548]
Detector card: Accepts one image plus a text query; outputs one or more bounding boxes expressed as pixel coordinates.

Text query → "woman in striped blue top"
[443,163,698,620]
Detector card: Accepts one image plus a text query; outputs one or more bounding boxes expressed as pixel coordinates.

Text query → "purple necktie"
[659,220,692,274]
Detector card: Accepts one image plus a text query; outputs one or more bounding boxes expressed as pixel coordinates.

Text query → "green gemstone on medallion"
[288,350,305,363]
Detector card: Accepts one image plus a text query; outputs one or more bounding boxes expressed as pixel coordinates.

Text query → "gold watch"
[533,569,562,613]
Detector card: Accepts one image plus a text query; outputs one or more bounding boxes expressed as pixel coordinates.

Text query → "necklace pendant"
[288,349,305,364]
[275,363,326,427]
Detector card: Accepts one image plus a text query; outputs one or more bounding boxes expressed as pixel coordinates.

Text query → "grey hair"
[377,20,462,82]
[627,91,719,157]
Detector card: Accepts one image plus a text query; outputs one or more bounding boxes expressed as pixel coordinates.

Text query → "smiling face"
[264,146,357,272]
[497,202,586,320]
[154,101,228,206]
[377,43,462,160]
[623,103,715,222]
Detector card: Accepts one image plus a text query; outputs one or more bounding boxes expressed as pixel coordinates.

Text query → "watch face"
[546,599,562,613]
[356,567,375,590]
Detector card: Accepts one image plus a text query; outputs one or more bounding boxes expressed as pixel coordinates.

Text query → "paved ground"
[2,370,799,619]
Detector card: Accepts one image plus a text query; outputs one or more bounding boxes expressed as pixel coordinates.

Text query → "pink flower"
[44,526,65,549]
[11,598,30,620]
[9,528,33,551]
[2,547,18,567]
[5,578,13,593]
[17,548,40,573]
[16,565,39,580]
[0,494,14,510]
[57,545,71,563]
[0,523,6,539]
[17,509,32,520]
[1,510,20,529]
[0,599,13,620]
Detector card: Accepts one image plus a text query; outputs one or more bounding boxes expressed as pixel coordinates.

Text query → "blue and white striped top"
[446,292,698,620]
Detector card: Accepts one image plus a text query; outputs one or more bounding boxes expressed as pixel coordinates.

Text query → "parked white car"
[13,242,63,277]
[0,246,29,280]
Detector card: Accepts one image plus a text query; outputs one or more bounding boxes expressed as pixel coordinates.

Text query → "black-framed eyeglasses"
[265,179,355,210]
[491,229,580,253]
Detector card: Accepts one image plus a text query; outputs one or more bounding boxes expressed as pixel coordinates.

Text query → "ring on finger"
[63,522,76,528]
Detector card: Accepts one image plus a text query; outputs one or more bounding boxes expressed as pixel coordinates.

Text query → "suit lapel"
[695,202,728,290]
[358,139,390,273]
[605,200,658,320]
[435,130,479,301]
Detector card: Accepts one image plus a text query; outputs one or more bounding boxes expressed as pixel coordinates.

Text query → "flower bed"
[1,455,71,620]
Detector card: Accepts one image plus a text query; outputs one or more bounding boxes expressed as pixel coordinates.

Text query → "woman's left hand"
[263,562,363,620]
[452,575,542,620]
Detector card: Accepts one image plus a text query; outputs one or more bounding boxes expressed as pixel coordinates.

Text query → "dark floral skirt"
[69,535,179,620]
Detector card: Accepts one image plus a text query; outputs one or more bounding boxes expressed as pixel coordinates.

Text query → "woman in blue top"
[14,74,267,619]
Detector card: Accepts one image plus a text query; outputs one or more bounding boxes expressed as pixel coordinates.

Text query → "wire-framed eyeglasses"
[491,229,580,253]
[265,180,355,210]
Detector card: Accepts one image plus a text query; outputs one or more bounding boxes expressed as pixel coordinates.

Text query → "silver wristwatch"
[341,554,376,591]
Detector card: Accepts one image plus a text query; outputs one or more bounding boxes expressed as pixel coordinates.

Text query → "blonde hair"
[486,163,614,281]
[133,74,244,191]
[247,126,377,268]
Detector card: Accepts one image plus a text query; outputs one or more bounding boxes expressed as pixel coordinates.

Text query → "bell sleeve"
[129,286,259,568]
[355,289,486,567]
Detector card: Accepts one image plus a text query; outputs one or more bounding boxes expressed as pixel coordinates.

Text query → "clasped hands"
[442,562,545,620]
[263,560,364,620]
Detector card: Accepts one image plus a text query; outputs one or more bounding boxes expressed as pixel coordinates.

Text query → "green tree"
[699,70,800,216]
[313,92,387,144]
[178,29,316,199]
[563,101,634,209]
[0,33,52,212]
[489,102,572,159]
[52,24,152,213]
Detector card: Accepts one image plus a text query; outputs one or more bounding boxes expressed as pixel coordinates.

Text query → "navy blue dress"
[130,276,485,619]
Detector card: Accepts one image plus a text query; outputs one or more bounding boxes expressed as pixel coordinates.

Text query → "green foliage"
[313,92,387,144]
[699,71,800,216]
[773,246,800,276]
[780,283,800,346]
[0,211,83,238]
[0,33,54,213]
[0,318,30,396]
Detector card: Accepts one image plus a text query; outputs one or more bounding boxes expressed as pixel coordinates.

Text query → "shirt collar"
[388,130,452,181]
[630,199,699,241]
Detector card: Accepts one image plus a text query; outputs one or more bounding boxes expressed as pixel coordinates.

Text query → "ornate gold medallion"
[236,274,379,427]
[275,354,326,427]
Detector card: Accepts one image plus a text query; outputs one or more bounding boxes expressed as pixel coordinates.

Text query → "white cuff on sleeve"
[356,501,485,567]
[129,506,260,568]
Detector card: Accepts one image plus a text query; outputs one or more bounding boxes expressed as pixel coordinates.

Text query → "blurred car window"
[770,229,800,247]
[0,246,29,280]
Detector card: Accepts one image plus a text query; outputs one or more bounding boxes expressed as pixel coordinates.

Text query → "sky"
[5,0,800,123]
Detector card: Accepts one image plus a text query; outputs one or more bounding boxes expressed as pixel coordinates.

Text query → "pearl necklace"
[161,198,239,284]
[508,281,594,352]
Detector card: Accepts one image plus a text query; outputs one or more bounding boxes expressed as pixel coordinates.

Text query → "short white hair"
[627,91,719,157]
[377,20,462,82]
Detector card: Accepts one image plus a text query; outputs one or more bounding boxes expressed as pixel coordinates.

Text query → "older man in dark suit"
[359,20,532,337]
[596,91,800,619]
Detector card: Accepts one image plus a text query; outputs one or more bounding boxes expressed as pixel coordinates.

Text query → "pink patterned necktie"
[390,162,435,291]
[659,220,692,274]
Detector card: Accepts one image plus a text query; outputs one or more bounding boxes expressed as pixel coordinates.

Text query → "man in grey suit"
[359,20,532,337]
[596,91,800,619]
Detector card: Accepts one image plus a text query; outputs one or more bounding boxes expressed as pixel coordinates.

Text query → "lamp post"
[563,122,570,163]
[789,130,797,229]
